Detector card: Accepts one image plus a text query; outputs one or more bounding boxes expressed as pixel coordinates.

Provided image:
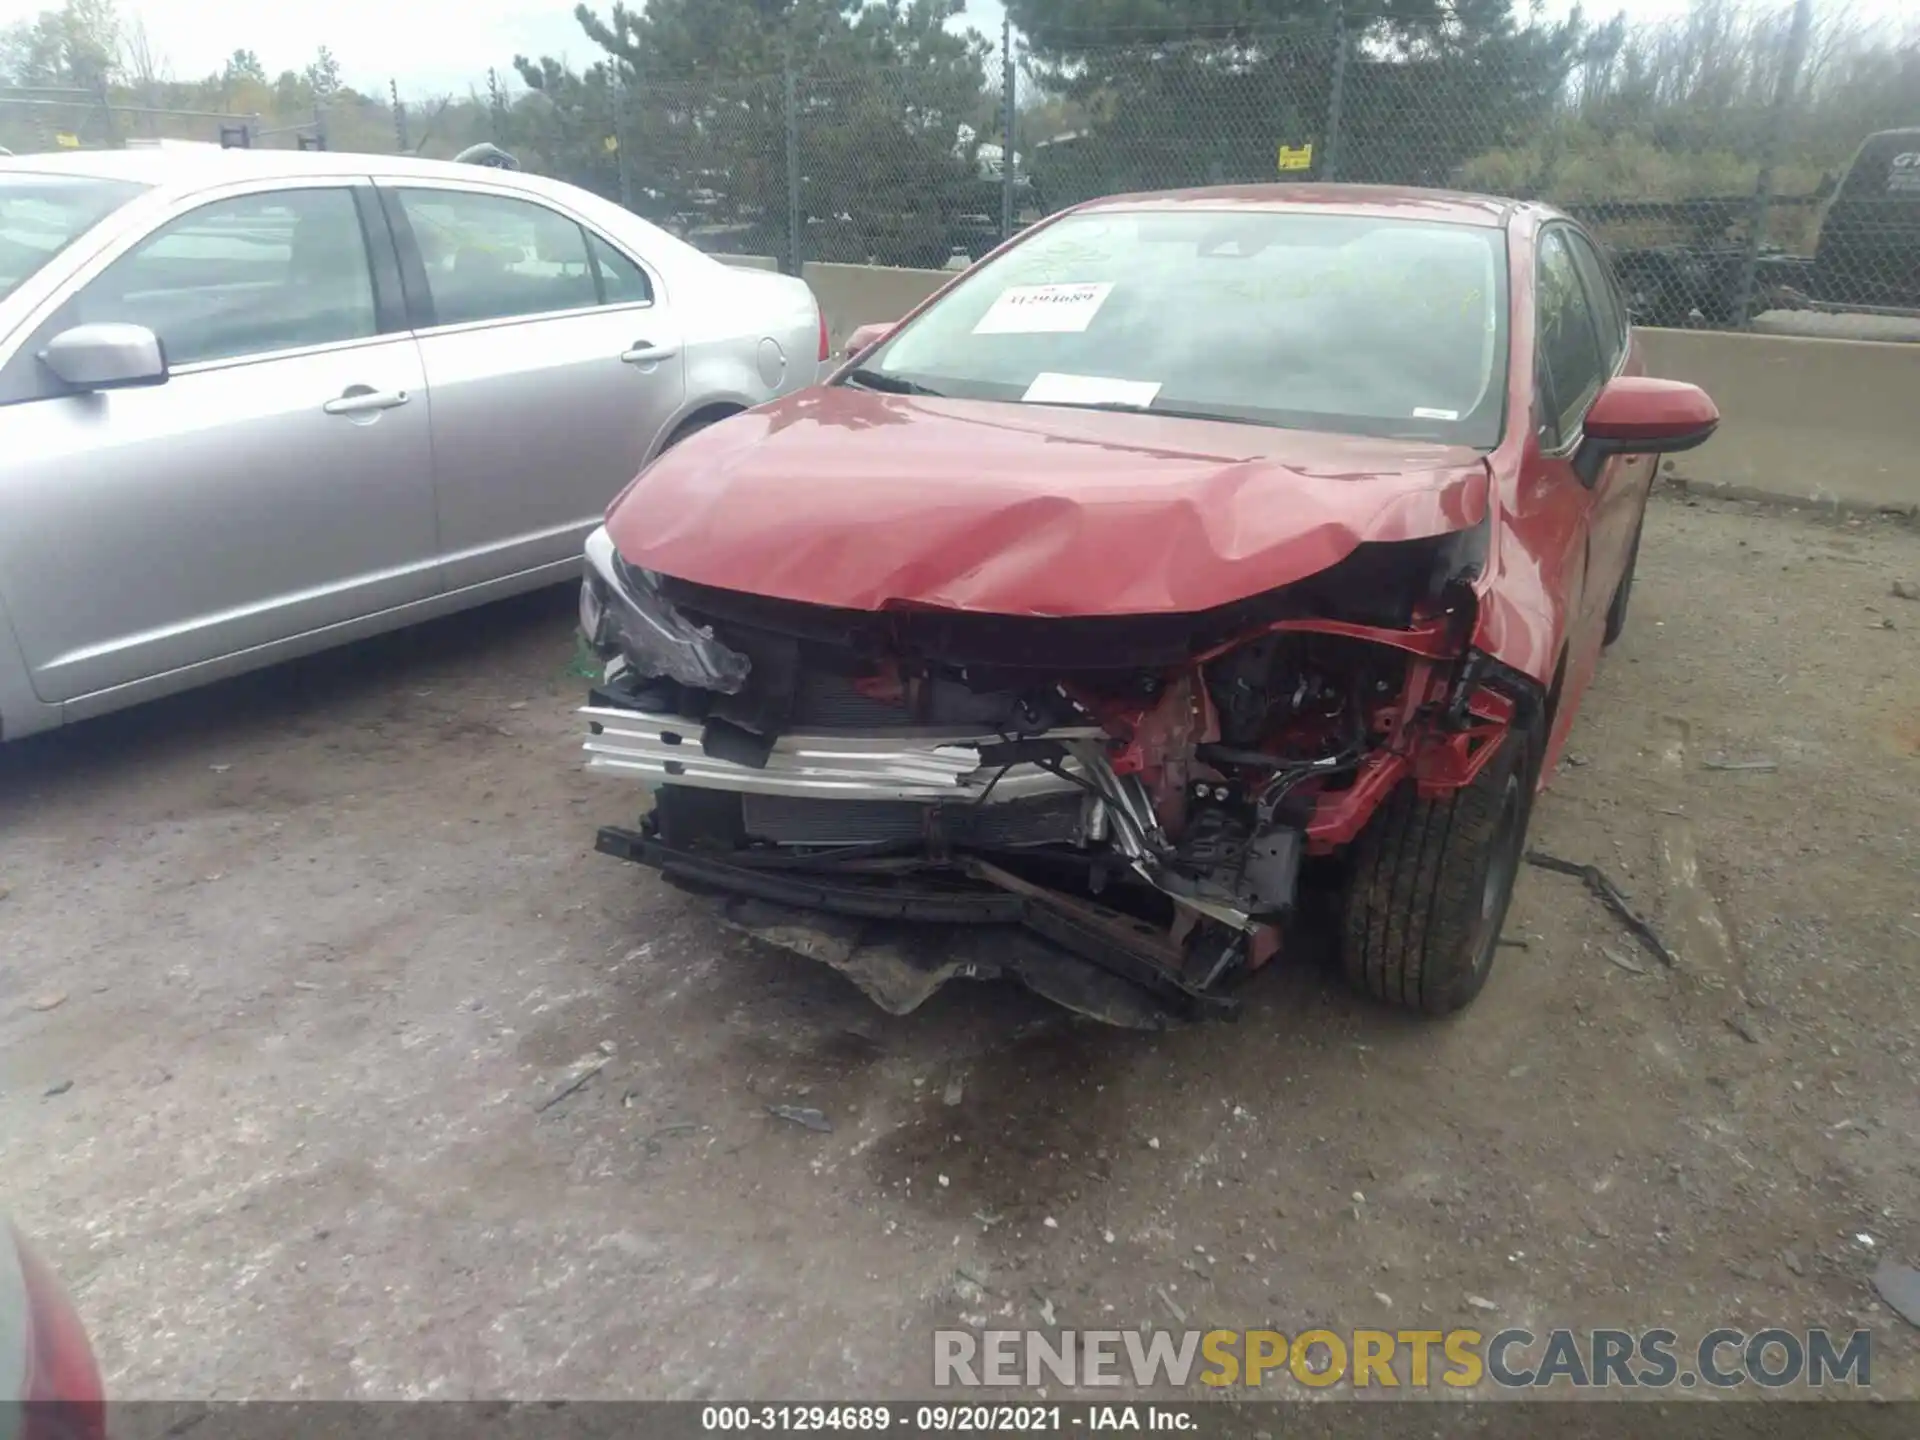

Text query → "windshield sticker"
[1412,406,1460,421]
[974,282,1114,334]
[1022,372,1162,408]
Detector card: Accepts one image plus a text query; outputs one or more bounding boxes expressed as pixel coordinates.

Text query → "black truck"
[1808,126,1920,312]
[1589,127,1920,328]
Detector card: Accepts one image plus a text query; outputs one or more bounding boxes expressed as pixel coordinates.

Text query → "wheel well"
[666,402,744,446]
[1543,649,1569,737]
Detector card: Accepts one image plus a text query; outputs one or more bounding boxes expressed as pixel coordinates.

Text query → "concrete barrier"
[1640,329,1919,512]
[802,262,949,353]
[713,253,782,272]
[789,260,1918,512]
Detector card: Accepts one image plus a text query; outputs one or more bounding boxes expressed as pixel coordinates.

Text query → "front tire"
[1338,721,1538,1016]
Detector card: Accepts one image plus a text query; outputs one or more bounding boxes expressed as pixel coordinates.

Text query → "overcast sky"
[0,0,1906,99]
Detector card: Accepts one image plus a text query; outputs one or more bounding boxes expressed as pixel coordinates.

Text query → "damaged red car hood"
[607,387,1490,617]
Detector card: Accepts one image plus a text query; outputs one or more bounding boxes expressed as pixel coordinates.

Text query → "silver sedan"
[0,148,826,739]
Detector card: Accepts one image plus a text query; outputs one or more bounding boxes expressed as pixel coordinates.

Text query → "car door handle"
[620,341,679,365]
[323,388,410,416]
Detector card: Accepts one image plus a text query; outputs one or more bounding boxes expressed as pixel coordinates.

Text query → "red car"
[3,1221,104,1439]
[578,185,1716,1027]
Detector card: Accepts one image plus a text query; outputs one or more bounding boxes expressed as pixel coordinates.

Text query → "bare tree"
[120,14,167,134]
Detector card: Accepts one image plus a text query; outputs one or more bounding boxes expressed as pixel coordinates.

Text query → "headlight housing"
[580,528,751,694]
[579,573,610,649]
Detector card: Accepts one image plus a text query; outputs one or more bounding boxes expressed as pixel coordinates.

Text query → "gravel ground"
[2,491,1916,1402]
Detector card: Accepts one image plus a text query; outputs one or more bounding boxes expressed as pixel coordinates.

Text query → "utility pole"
[1000,12,1016,242]
[784,40,803,277]
[1322,9,1349,182]
[95,76,121,148]
[1732,0,1813,327]
[392,79,409,152]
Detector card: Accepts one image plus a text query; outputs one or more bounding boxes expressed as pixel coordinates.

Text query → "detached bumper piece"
[581,705,1098,803]
[594,825,1240,1029]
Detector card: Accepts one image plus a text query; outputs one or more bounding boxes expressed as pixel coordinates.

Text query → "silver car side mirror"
[40,324,169,392]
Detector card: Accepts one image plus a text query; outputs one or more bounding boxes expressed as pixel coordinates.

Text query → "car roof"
[1074,183,1521,229]
[0,146,550,194]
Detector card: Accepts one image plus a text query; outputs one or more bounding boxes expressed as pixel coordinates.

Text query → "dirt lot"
[2,491,1916,1402]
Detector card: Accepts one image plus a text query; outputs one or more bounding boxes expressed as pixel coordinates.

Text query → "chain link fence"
[9,5,1910,330]
[487,7,1914,331]
[0,85,263,153]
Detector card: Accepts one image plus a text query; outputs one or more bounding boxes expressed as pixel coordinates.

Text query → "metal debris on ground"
[1871,1262,1920,1329]
[1497,936,1530,950]
[1154,1285,1188,1325]
[765,1103,833,1133]
[643,1122,699,1153]
[942,1074,964,1107]
[1891,580,1919,602]
[28,991,67,1012]
[535,1054,610,1113]
[1601,947,1648,976]
[1524,851,1679,968]
[43,1080,73,1097]
[1726,1014,1763,1044]
[1702,757,1778,772]
[1466,1294,1500,1312]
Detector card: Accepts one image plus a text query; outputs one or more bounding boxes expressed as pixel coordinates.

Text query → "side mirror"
[40,323,168,392]
[1573,376,1718,487]
[843,321,896,359]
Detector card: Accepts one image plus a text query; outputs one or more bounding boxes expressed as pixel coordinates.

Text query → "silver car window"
[397,188,599,326]
[67,187,376,366]
[0,173,147,305]
[587,231,652,306]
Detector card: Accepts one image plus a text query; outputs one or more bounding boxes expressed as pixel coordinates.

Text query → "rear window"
[856,207,1510,446]
[0,173,147,304]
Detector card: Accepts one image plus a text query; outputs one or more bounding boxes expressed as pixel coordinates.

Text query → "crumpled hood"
[607,387,1489,617]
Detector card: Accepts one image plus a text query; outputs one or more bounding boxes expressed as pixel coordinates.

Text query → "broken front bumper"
[592,825,1238,1027]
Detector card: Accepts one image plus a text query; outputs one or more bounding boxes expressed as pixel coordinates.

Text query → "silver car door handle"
[323,389,410,415]
[620,342,679,364]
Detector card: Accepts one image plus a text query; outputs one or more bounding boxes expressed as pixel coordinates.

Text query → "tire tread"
[1340,726,1535,1016]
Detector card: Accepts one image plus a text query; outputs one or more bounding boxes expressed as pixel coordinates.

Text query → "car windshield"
[856,207,1511,446]
[0,173,147,305]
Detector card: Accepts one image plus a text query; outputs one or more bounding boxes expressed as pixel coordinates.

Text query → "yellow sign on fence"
[55,132,81,149]
[1277,142,1314,173]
